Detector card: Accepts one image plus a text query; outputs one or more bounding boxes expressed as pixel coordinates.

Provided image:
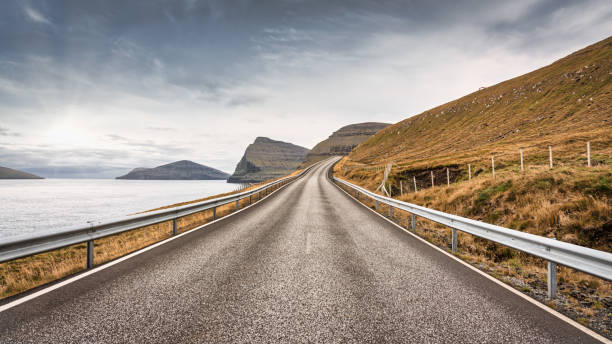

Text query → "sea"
[0,179,238,240]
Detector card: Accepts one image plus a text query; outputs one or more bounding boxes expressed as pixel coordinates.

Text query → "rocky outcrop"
[301,122,390,166]
[228,137,309,183]
[0,166,43,179]
[116,160,229,180]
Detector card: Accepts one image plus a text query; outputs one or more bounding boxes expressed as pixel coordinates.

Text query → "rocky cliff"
[228,137,309,183]
[301,122,390,166]
[116,160,229,180]
[0,166,43,179]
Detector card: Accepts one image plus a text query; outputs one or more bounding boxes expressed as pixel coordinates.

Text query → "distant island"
[0,166,43,179]
[116,160,229,180]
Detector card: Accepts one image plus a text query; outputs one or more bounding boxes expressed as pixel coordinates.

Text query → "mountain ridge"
[228,137,309,183]
[301,122,390,167]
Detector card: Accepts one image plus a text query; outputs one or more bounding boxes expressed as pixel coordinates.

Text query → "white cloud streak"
[23,5,52,25]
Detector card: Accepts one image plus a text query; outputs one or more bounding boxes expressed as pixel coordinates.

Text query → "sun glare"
[45,120,91,147]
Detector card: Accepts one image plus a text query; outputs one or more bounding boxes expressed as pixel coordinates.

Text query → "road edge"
[328,162,610,344]
[0,167,310,313]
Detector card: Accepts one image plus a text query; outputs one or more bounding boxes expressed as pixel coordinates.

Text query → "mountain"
[0,166,43,179]
[301,122,390,167]
[116,160,229,180]
[228,137,309,183]
[344,36,612,170]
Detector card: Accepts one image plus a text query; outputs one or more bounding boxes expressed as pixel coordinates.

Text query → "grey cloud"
[226,94,265,107]
[0,0,610,177]
[0,126,21,137]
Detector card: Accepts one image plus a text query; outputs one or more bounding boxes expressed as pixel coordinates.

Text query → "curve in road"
[0,158,603,343]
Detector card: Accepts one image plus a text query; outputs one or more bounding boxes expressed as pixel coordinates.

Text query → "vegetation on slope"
[346,36,611,170]
[339,36,612,251]
[335,36,612,334]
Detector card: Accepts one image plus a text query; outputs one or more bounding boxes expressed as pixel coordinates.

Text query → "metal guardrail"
[333,176,612,299]
[0,164,317,269]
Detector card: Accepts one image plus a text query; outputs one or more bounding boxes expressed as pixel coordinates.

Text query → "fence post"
[549,146,553,169]
[468,164,471,180]
[491,156,495,178]
[520,149,524,171]
[431,171,434,187]
[547,261,557,299]
[446,168,450,186]
[172,218,177,236]
[413,176,417,192]
[587,142,591,167]
[400,180,403,196]
[451,228,457,252]
[87,240,94,269]
[411,214,416,231]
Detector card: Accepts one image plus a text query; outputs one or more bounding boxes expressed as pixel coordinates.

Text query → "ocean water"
[0,179,238,239]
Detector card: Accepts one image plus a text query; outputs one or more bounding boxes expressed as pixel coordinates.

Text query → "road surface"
[0,158,600,343]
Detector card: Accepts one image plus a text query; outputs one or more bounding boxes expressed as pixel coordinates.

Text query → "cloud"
[0,126,21,137]
[23,5,52,25]
[0,0,611,177]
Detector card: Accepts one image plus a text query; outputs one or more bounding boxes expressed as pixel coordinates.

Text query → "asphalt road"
[0,158,601,343]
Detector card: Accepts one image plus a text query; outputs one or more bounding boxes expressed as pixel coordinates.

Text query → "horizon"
[1,0,611,178]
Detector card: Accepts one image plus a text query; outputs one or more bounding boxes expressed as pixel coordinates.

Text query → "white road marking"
[331,177,610,344]
[0,178,298,314]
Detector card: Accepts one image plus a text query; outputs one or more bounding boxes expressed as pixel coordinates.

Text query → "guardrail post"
[547,261,557,299]
[389,205,393,218]
[213,207,216,220]
[235,199,240,210]
[172,218,177,236]
[250,195,252,205]
[451,228,457,252]
[87,240,94,269]
[375,200,379,211]
[411,214,416,231]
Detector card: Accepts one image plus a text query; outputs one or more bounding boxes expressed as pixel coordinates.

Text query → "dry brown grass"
[335,167,611,324]
[347,37,612,169]
[0,170,303,300]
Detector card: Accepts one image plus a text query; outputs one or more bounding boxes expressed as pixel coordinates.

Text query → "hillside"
[0,166,43,179]
[228,137,309,183]
[334,37,612,333]
[116,160,229,180]
[300,122,389,167]
[337,37,612,249]
[345,36,611,171]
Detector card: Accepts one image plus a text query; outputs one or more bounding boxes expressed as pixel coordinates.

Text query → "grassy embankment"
[0,170,303,300]
[336,37,611,334]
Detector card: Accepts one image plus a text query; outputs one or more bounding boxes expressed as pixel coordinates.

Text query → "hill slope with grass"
[335,37,612,334]
[338,37,611,249]
[346,36,611,170]
[0,166,43,179]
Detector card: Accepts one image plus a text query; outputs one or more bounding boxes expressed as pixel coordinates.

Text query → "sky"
[0,0,611,178]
